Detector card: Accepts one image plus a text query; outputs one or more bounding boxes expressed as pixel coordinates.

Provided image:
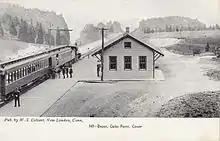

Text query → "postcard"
[0,0,219,140]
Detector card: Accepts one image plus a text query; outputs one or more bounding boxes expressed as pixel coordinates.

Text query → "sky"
[1,0,220,42]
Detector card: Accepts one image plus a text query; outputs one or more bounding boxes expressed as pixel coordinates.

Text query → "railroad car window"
[36,63,39,70]
[41,61,43,68]
[27,66,29,74]
[17,69,21,79]
[28,65,31,74]
[13,72,16,81]
[30,65,32,73]
[10,73,13,82]
[22,68,24,77]
[20,69,22,78]
[6,74,9,84]
[19,69,21,79]
[25,67,27,76]
[9,73,11,83]
[32,64,36,72]
[45,60,47,67]
[39,62,41,69]
[17,70,19,79]
[24,67,26,76]
[22,68,25,77]
[42,60,44,68]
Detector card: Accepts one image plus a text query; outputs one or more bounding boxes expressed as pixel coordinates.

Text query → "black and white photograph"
[0,0,219,118]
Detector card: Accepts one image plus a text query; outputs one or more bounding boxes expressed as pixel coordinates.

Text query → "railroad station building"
[92,27,164,80]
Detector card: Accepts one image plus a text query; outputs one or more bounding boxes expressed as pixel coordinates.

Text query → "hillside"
[138,16,207,32]
[76,21,123,46]
[0,3,70,45]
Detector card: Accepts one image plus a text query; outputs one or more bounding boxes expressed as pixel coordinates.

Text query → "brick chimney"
[125,27,130,33]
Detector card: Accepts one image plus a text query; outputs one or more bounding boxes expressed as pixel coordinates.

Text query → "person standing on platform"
[57,68,61,79]
[14,87,21,107]
[52,68,56,79]
[97,63,100,77]
[69,67,73,78]
[66,67,69,78]
[62,67,65,79]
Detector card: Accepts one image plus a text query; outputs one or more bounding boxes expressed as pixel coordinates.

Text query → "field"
[148,30,220,55]
[157,91,220,117]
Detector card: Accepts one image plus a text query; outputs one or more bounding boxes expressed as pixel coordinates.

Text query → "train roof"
[0,45,77,69]
[1,53,49,71]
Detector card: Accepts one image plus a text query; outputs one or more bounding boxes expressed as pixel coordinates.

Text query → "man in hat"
[69,67,73,78]
[66,67,69,78]
[14,87,21,107]
[97,61,101,77]
[62,67,65,79]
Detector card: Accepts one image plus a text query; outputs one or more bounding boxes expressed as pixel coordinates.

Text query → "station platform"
[0,56,99,117]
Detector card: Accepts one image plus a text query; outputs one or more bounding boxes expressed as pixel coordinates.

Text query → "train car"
[0,45,78,103]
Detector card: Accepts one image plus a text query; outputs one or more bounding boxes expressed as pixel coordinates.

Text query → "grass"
[206,70,220,81]
[156,91,220,118]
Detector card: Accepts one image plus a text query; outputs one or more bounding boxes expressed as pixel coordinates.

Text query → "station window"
[124,42,131,49]
[109,56,117,70]
[124,56,132,70]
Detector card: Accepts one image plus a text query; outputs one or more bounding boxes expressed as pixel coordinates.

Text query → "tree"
[215,24,220,30]
[169,25,172,32]
[165,25,169,32]
[50,34,55,46]
[13,16,20,26]
[56,27,61,45]
[18,18,28,42]
[9,21,17,36]
[176,26,179,32]
[44,30,50,45]
[44,29,56,45]
[36,22,44,44]
[0,21,4,36]
[28,21,36,43]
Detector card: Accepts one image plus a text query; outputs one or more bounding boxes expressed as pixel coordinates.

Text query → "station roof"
[92,33,164,56]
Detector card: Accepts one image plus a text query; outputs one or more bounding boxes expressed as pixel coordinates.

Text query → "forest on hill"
[0,3,70,45]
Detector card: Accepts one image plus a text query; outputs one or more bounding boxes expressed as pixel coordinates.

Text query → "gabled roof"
[92,33,164,56]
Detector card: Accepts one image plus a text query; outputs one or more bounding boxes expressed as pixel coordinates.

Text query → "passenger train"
[0,45,79,103]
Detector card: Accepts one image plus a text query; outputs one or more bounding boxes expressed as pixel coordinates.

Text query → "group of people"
[54,66,73,79]
[13,66,74,108]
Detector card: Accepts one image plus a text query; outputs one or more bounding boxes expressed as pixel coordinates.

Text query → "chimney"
[125,27,130,33]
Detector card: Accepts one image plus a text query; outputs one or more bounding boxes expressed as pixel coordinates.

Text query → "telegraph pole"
[48,24,73,48]
[49,23,52,48]
[98,28,108,81]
